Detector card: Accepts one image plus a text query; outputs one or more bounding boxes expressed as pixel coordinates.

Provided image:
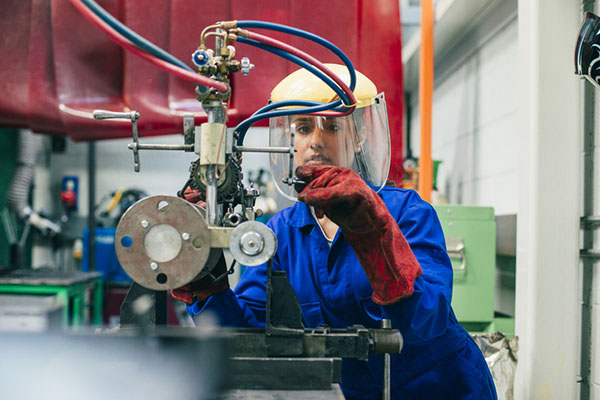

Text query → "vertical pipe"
[580,3,596,398]
[87,141,96,272]
[418,0,434,202]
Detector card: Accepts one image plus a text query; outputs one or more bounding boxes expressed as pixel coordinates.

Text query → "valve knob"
[192,50,210,67]
[241,57,254,76]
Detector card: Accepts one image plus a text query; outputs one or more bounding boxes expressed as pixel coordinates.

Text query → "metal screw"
[182,232,190,241]
[141,220,149,229]
[158,201,169,211]
[150,262,158,271]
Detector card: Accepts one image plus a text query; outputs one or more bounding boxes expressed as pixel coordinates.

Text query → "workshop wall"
[408,19,518,216]
[405,5,518,324]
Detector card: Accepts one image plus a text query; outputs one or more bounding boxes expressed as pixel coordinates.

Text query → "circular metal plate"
[229,221,277,267]
[115,195,212,290]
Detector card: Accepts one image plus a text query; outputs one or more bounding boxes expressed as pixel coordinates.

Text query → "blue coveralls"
[188,187,497,399]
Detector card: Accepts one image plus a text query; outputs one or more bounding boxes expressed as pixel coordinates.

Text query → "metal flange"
[229,221,277,267]
[115,195,217,290]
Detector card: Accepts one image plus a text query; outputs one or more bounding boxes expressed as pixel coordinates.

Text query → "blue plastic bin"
[82,227,131,282]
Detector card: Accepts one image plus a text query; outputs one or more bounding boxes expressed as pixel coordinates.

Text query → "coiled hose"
[6,130,61,235]
[6,130,36,220]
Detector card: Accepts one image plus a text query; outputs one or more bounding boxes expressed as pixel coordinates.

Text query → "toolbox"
[434,205,497,332]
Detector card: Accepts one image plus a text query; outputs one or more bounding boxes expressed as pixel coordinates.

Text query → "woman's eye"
[296,125,312,134]
[327,124,342,132]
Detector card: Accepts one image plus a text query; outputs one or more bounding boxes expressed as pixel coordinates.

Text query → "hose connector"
[219,20,238,30]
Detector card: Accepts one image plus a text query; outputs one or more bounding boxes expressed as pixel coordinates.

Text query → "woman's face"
[292,115,359,168]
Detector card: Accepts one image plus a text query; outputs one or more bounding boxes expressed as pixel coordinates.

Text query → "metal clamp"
[93,110,141,172]
[446,237,466,271]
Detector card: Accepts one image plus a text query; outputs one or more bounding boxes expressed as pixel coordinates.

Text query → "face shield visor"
[269,93,391,200]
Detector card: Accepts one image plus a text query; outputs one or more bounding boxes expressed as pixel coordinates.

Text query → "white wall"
[408,19,518,215]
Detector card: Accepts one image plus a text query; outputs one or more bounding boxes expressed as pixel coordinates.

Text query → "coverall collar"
[286,202,318,229]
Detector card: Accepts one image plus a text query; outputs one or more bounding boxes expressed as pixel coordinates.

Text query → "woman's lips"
[305,155,332,165]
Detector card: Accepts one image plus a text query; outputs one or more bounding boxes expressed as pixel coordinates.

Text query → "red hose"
[246,31,357,116]
[68,0,229,92]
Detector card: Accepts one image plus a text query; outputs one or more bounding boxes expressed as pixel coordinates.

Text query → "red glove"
[171,253,230,305]
[296,165,422,305]
[183,187,204,205]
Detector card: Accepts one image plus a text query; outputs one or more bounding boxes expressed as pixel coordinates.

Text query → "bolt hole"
[157,200,169,211]
[156,273,168,284]
[192,237,204,248]
[121,236,133,248]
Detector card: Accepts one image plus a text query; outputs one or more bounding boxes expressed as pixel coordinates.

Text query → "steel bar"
[234,146,292,153]
[127,143,193,151]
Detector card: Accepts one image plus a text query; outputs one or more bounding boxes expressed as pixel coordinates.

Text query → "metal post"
[204,103,225,226]
[87,141,96,272]
[382,318,391,400]
[206,166,218,226]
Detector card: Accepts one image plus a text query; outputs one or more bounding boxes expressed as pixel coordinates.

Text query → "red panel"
[0,0,32,126]
[229,0,292,126]
[0,0,403,177]
[29,0,63,135]
[358,0,404,184]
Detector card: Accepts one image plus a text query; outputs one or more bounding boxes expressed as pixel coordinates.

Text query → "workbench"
[0,269,102,328]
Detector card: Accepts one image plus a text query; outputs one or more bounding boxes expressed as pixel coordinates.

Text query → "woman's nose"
[309,128,326,149]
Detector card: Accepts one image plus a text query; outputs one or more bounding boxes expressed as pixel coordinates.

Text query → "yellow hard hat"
[270,64,378,108]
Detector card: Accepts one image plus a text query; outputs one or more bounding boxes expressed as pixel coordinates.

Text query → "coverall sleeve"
[381,198,454,344]
[186,235,282,328]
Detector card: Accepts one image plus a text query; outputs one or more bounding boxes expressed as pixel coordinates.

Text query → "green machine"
[434,205,514,336]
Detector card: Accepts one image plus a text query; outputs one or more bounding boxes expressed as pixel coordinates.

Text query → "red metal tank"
[0,0,404,182]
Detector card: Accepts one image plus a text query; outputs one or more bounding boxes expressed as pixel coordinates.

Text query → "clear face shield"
[269,93,391,200]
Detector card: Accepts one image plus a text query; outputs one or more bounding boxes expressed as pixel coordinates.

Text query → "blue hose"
[234,21,357,145]
[237,21,356,91]
[80,0,193,72]
[76,6,355,144]
[235,100,343,145]
[237,37,351,105]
